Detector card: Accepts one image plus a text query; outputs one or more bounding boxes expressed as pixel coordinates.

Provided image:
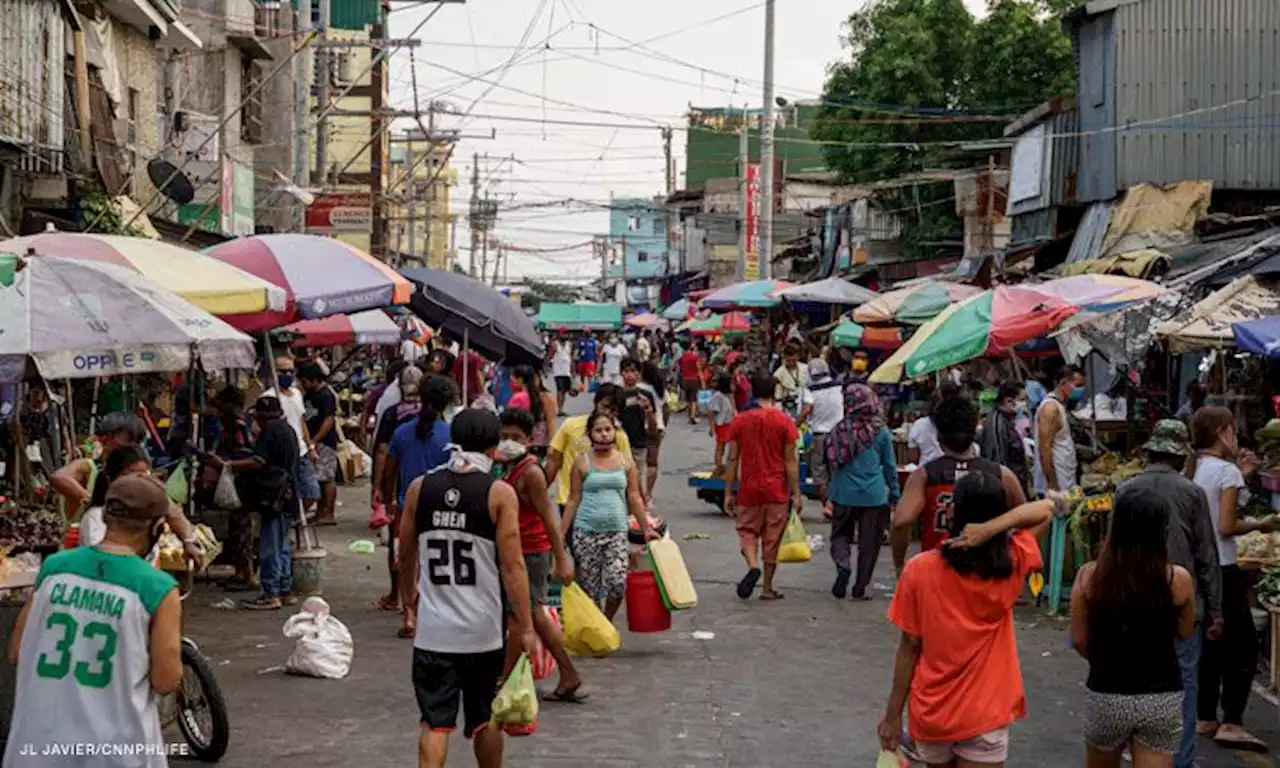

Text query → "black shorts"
[554,375,572,393]
[412,647,506,738]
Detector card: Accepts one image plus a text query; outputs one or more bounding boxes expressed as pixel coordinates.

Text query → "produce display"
[1237,531,1280,562]
[0,501,66,551]
[1079,453,1147,493]
[1255,564,1280,609]
[156,524,222,572]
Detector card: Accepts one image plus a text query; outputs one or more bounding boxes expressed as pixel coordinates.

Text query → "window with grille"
[241,58,262,144]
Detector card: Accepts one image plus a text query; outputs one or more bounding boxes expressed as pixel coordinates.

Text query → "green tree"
[811,0,1075,258]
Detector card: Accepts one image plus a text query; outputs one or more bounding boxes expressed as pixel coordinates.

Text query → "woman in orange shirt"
[878,472,1054,766]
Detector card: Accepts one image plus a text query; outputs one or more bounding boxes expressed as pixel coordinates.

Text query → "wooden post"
[73,30,92,172]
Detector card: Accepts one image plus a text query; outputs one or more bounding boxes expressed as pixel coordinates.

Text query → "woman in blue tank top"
[562,410,655,620]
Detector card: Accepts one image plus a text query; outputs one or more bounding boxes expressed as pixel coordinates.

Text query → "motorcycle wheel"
[177,640,230,762]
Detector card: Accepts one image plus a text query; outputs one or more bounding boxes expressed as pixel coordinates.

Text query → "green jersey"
[5,547,177,767]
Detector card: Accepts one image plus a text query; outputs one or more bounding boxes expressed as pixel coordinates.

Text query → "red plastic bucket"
[626,570,672,633]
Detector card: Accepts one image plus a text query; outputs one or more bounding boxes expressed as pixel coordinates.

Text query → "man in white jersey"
[6,474,182,767]
[398,408,536,768]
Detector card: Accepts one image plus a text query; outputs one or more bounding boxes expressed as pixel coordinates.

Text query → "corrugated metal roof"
[1065,201,1115,264]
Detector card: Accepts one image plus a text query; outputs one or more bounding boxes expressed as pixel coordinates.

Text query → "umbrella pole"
[463,327,470,409]
[263,334,279,389]
[88,377,100,436]
[64,378,76,457]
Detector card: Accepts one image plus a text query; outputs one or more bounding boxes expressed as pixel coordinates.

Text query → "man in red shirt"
[724,374,802,601]
[679,346,703,425]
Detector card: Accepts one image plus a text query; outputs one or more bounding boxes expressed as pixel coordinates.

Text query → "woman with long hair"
[510,365,557,456]
[1190,406,1271,751]
[824,383,900,600]
[1071,484,1196,767]
[879,471,1052,766]
[560,410,655,621]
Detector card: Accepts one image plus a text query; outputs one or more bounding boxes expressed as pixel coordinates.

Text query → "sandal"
[397,625,415,639]
[543,686,590,704]
[1213,727,1269,753]
[376,595,399,612]
[736,568,761,599]
[241,595,282,611]
[759,590,785,601]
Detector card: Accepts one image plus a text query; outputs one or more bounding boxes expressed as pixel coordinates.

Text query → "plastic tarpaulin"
[1157,275,1280,353]
[536,302,622,330]
[1232,316,1280,359]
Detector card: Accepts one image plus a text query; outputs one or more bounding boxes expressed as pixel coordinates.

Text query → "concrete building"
[608,196,669,306]
[388,132,456,269]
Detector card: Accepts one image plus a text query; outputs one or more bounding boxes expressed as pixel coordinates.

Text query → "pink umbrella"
[625,312,668,330]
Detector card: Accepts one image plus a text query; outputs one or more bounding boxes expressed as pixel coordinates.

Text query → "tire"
[177,641,230,762]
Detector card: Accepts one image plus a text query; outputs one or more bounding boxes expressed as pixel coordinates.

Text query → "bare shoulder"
[1169,564,1194,600]
[1075,561,1098,589]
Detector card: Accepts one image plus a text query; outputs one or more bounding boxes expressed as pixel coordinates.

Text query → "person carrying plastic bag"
[490,653,539,736]
[778,512,812,563]
[561,582,621,657]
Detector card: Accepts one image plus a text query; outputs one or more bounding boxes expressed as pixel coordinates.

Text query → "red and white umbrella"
[279,310,403,347]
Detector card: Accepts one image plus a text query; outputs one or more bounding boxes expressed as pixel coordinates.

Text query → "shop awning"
[1156,275,1280,352]
[535,302,622,331]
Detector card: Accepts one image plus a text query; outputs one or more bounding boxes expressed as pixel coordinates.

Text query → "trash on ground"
[257,665,286,676]
[806,533,825,552]
[283,597,354,679]
[690,630,715,640]
[218,659,231,666]
[210,598,237,610]
[682,532,711,541]
[346,539,377,555]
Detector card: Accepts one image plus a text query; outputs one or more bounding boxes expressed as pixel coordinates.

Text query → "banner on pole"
[744,164,761,280]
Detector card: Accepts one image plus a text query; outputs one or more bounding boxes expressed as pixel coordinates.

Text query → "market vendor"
[51,411,202,560]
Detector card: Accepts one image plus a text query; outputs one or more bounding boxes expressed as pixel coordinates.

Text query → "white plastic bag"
[213,466,241,510]
[283,597,354,679]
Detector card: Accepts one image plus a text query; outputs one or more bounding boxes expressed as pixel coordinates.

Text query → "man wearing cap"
[206,396,300,611]
[798,359,844,510]
[6,474,182,767]
[1120,419,1223,768]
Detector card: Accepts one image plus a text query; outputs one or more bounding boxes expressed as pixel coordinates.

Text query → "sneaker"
[280,593,299,607]
[831,567,851,599]
[242,595,282,611]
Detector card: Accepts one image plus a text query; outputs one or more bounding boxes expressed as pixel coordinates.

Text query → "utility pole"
[405,140,416,260]
[369,2,388,260]
[468,153,480,277]
[738,104,749,281]
[758,0,776,280]
[662,126,677,273]
[480,203,490,282]
[293,0,312,230]
[314,0,331,184]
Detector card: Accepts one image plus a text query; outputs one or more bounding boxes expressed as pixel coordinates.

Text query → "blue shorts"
[296,454,321,502]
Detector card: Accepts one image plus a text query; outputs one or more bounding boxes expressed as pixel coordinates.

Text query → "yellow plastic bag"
[561,582,621,656]
[490,653,538,728]
[778,512,812,563]
[876,750,908,768]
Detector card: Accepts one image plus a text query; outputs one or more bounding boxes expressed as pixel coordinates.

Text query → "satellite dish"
[147,158,195,205]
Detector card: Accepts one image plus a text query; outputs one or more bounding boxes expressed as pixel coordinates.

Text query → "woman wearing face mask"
[508,365,558,457]
[601,334,629,386]
[561,410,656,620]
[1190,406,1272,752]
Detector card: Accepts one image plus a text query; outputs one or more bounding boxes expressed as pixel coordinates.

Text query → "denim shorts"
[296,453,321,501]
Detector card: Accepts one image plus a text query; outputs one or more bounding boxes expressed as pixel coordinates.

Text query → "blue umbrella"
[1232,316,1280,359]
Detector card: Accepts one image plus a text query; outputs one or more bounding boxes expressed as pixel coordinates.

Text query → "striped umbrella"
[279,310,404,347]
[0,232,286,316]
[205,234,413,332]
[853,281,981,325]
[701,280,792,310]
[678,312,751,336]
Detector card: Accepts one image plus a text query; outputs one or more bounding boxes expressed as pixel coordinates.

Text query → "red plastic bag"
[368,502,391,529]
[531,606,560,680]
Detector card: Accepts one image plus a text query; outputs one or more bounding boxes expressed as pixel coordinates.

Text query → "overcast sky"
[388,0,988,281]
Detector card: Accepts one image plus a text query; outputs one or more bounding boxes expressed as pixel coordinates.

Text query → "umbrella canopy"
[0,256,255,381]
[625,312,668,330]
[1232,316,1280,359]
[1034,274,1164,311]
[830,320,904,350]
[401,267,542,364]
[536,302,622,330]
[1,232,286,316]
[853,281,982,325]
[661,298,693,321]
[701,280,792,310]
[772,277,879,306]
[870,285,1080,383]
[279,310,403,348]
[678,312,751,336]
[205,234,413,331]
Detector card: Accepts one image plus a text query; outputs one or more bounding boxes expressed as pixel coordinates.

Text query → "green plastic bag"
[490,653,538,728]
[346,539,376,555]
[164,459,190,506]
[778,512,811,563]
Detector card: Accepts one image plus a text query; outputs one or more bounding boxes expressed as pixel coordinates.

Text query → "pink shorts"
[735,503,789,563]
[914,726,1010,765]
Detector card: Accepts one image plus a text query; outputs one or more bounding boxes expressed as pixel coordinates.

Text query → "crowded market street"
[175,394,1276,768]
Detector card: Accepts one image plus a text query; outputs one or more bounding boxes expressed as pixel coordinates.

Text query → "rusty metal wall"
[0,0,66,173]
[1112,0,1280,191]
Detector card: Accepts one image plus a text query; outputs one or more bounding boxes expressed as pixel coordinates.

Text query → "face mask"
[852,359,868,373]
[592,437,613,453]
[277,373,294,389]
[1070,385,1088,402]
[496,440,527,462]
[1014,399,1028,413]
[447,448,494,476]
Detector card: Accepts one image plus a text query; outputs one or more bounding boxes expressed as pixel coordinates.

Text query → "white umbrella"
[0,256,256,381]
[771,277,880,306]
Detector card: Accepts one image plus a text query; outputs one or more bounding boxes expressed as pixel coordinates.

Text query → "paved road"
[183,395,1280,766]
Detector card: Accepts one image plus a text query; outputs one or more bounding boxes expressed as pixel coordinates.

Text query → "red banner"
[745,164,761,280]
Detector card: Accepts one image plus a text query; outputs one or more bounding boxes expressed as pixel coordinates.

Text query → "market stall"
[853,280,981,326]
[535,302,623,331]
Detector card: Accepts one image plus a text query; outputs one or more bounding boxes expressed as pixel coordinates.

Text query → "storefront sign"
[306,193,373,232]
[744,164,761,280]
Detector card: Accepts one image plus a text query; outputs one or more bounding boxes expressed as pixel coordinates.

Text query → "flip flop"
[736,568,761,599]
[397,626,415,639]
[1214,731,1269,753]
[543,687,589,704]
[376,595,399,612]
[759,590,785,601]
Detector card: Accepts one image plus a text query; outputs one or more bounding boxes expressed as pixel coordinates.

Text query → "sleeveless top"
[5,547,177,768]
[412,467,504,654]
[1086,579,1182,695]
[1033,394,1077,493]
[575,453,629,534]
[507,456,550,554]
[921,456,1002,552]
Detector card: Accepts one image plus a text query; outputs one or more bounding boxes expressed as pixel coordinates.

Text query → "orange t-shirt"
[887,529,1042,743]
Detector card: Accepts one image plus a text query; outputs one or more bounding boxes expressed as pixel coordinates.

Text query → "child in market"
[709,374,736,475]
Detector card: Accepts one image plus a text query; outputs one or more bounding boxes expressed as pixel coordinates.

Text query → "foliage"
[811,0,1075,258]
[79,183,149,238]
[521,278,581,305]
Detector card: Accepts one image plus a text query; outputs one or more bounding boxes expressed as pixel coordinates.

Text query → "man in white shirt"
[635,333,652,364]
[797,360,844,507]
[400,339,425,365]
[772,345,808,419]
[550,330,574,415]
[600,334,629,385]
[263,355,320,513]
